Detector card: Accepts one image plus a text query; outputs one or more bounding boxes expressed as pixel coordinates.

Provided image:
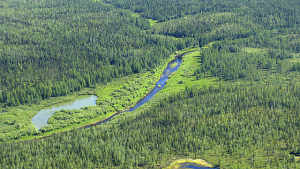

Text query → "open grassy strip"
[148,19,158,26]
[129,48,217,114]
[106,46,217,124]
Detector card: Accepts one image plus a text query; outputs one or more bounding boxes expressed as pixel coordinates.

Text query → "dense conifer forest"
[1,85,300,168]
[1,0,300,168]
[0,0,193,106]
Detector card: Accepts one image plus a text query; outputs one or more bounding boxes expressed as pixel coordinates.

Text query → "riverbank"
[128,48,217,115]
[86,47,218,131]
[83,51,187,128]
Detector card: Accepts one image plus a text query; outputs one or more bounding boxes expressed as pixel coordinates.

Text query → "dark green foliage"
[0,0,193,107]
[103,0,241,22]
[2,0,300,168]
[1,84,300,168]
[141,0,300,48]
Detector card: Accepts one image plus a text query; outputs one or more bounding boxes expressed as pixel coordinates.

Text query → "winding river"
[32,54,183,130]
[85,55,183,128]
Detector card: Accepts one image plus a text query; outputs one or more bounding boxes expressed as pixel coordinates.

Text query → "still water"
[129,56,182,111]
[32,95,97,129]
[180,162,218,169]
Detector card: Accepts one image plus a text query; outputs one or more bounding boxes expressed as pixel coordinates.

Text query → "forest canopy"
[0,0,194,106]
[1,0,300,168]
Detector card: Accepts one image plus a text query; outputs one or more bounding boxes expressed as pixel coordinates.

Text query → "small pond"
[180,162,218,169]
[32,95,97,129]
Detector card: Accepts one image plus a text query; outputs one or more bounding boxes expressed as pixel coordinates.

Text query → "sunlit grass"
[148,19,158,26]
[133,48,218,113]
[161,50,217,94]
[243,47,266,53]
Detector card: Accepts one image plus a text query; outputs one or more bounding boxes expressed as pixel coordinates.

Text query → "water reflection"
[86,56,183,128]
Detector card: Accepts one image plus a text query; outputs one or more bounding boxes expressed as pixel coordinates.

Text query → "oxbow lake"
[32,95,97,129]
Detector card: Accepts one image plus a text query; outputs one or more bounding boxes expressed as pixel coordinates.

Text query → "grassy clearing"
[149,17,186,33]
[243,47,266,53]
[288,57,300,63]
[163,50,214,92]
[132,13,140,17]
[148,19,158,26]
[160,49,216,92]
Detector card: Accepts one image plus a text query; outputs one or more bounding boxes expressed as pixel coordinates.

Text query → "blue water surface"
[180,162,218,169]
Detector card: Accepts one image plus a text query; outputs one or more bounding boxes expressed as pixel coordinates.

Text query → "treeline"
[103,0,241,22]
[2,0,299,107]
[0,0,196,106]
[1,83,300,168]
[140,0,300,48]
[103,0,300,25]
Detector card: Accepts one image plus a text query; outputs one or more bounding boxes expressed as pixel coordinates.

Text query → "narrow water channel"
[130,56,182,111]
[32,95,97,129]
[86,55,183,128]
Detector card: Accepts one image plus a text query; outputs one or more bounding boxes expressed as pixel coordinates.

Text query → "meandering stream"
[85,55,183,128]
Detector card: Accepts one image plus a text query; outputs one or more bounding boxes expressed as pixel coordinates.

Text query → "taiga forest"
[1,0,300,168]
